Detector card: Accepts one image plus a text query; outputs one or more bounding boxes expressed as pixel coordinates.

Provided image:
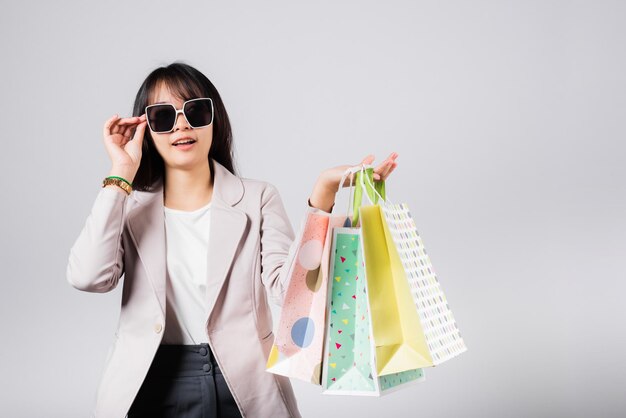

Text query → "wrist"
[308,178,336,212]
[104,183,129,195]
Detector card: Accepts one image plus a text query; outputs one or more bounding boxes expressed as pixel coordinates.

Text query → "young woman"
[66,61,398,418]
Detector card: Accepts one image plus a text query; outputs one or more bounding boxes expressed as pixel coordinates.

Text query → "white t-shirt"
[161,200,212,345]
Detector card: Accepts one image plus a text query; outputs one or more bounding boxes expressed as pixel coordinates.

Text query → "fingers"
[117,115,144,125]
[131,119,147,142]
[127,119,147,154]
[103,114,119,138]
[105,114,147,139]
[355,152,399,181]
[336,152,399,189]
[380,152,398,178]
[373,152,398,180]
[375,161,397,181]
[379,161,397,180]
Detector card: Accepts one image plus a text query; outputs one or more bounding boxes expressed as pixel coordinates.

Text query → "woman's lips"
[172,140,196,150]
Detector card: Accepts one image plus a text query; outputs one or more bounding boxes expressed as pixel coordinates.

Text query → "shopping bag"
[321,226,426,396]
[358,165,467,369]
[266,182,350,384]
[351,168,385,227]
[321,167,425,395]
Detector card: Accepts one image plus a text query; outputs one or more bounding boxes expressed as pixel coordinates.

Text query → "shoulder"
[236,177,288,214]
[240,177,281,199]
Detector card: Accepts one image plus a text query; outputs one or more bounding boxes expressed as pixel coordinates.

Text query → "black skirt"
[127,343,243,418]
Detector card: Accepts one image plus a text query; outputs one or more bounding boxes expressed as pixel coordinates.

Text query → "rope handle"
[337,164,362,218]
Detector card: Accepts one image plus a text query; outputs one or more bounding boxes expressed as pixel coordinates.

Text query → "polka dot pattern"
[305,268,322,292]
[291,317,315,348]
[379,200,467,364]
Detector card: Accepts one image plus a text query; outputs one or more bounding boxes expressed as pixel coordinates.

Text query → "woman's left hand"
[308,152,399,212]
[321,152,399,192]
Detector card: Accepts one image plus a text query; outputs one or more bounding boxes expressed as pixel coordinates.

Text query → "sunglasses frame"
[145,97,214,134]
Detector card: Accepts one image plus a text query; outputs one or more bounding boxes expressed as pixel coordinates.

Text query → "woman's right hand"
[103,113,148,182]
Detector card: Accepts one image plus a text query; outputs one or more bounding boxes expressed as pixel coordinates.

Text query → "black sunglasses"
[145,97,214,133]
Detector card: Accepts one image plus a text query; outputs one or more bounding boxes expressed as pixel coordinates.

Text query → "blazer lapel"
[204,160,247,323]
[127,158,247,323]
[127,183,167,317]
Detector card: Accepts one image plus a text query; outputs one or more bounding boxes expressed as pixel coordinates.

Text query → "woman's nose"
[174,111,191,131]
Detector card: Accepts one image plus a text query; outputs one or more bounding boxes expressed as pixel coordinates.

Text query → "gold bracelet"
[102,177,132,195]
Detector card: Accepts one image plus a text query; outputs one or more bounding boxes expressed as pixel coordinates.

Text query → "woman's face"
[147,83,213,171]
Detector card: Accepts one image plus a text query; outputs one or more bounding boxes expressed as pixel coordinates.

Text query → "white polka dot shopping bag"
[320,164,467,396]
[265,195,347,385]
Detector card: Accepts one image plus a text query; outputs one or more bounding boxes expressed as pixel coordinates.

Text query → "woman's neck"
[163,163,213,211]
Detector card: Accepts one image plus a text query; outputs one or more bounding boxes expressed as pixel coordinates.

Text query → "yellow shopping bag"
[356,166,433,376]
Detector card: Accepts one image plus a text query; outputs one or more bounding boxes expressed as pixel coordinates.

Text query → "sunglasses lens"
[184,99,213,127]
[147,105,176,133]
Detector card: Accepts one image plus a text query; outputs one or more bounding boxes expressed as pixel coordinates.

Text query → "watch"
[102,177,132,195]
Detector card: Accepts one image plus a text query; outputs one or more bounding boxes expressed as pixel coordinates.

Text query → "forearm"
[66,185,127,293]
[308,177,336,213]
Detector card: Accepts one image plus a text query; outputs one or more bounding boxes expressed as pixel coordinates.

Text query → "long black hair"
[130,61,237,191]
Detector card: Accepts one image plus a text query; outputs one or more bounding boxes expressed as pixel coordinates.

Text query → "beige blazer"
[67,158,327,417]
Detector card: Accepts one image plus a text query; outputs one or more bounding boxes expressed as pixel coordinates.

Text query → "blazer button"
[154,323,163,333]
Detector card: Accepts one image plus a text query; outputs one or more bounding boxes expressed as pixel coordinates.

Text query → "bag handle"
[337,163,391,227]
[359,164,393,205]
[338,165,355,216]
[349,164,387,226]
[359,164,376,206]
[337,165,361,226]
